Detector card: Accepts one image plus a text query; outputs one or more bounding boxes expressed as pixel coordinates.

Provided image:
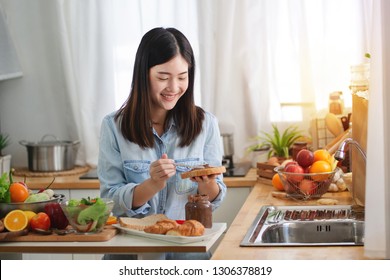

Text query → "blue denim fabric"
[98,111,226,219]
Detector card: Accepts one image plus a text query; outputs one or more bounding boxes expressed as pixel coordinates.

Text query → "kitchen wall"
[0,1,74,167]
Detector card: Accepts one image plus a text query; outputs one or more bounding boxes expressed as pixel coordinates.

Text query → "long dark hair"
[115,27,204,148]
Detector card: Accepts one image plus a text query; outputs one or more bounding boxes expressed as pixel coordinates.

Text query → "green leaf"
[0,172,11,203]
[253,124,305,158]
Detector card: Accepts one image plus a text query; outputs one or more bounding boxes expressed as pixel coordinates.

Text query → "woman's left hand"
[189,174,219,184]
[190,173,221,201]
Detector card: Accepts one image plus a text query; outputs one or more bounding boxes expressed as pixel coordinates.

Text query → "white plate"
[113,223,225,244]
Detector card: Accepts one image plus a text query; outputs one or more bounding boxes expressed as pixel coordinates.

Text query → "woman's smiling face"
[149,55,189,112]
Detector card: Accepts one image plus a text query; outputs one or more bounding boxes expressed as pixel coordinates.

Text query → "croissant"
[166,220,205,236]
[143,219,179,234]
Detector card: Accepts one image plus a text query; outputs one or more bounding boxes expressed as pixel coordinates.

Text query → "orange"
[106,216,118,225]
[313,149,332,165]
[4,210,28,232]
[272,173,285,191]
[9,182,29,203]
[309,160,332,181]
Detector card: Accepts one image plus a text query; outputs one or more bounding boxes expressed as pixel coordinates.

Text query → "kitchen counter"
[13,167,258,190]
[0,223,227,259]
[211,182,373,260]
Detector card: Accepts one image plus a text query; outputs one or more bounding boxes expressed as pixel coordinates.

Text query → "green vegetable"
[68,199,80,207]
[0,172,11,203]
[80,197,97,205]
[24,192,50,203]
[76,197,107,225]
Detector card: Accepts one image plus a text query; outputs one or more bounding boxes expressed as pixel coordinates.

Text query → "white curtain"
[197,0,371,163]
[54,0,199,167]
[53,0,372,166]
[55,1,117,167]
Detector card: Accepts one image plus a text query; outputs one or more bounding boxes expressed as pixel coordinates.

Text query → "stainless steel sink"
[240,205,364,247]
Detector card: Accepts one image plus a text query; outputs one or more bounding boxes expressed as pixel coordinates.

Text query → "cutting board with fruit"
[0,226,117,242]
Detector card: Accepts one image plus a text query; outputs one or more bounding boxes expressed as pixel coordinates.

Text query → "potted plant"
[249,124,305,159]
[248,124,306,179]
[0,133,12,175]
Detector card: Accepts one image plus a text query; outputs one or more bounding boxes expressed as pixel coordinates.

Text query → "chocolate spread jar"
[185,194,212,228]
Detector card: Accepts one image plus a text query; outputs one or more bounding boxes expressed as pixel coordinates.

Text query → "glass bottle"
[329,91,344,115]
[292,142,308,161]
[185,194,212,228]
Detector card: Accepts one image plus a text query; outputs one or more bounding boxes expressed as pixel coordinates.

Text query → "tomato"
[44,202,69,229]
[30,212,51,231]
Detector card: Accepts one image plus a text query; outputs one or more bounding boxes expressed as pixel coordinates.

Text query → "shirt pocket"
[123,160,151,184]
[173,158,202,195]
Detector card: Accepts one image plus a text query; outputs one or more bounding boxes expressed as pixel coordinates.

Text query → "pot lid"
[19,134,80,147]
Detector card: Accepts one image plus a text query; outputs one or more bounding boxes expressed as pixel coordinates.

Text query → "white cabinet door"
[213,187,252,229]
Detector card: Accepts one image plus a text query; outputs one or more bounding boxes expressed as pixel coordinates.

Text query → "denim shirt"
[98,111,227,220]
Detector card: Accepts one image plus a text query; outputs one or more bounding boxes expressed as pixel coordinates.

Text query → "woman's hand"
[190,173,221,201]
[189,174,219,184]
[133,154,176,208]
[149,153,176,189]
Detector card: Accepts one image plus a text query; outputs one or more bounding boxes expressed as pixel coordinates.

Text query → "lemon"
[24,210,37,224]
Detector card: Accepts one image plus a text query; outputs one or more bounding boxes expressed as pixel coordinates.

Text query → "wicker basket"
[274,166,338,200]
[257,162,278,179]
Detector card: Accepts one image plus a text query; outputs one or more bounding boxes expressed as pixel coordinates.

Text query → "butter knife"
[174,163,208,169]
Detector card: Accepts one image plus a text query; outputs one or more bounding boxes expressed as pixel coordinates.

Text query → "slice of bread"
[119,214,168,231]
[180,166,226,179]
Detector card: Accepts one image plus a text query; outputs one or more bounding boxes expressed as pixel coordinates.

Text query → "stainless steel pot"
[20,134,80,172]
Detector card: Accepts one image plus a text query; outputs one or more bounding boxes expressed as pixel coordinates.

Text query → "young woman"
[98,27,226,242]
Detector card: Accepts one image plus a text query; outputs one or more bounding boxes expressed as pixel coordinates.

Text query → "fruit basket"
[274,166,338,200]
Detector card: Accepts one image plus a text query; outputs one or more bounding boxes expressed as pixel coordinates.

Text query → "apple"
[30,212,51,231]
[44,202,69,230]
[284,164,304,182]
[284,160,298,168]
[296,149,314,168]
[299,179,317,195]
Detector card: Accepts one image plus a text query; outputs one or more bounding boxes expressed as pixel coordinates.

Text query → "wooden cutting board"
[0,226,117,242]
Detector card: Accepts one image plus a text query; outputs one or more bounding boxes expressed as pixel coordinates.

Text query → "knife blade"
[174,163,208,169]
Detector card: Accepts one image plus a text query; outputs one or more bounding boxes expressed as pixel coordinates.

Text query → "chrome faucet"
[334,138,366,162]
[334,137,366,209]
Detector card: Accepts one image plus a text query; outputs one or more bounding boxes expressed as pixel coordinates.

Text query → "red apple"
[30,212,51,231]
[284,164,304,182]
[284,160,298,168]
[296,149,314,168]
[299,179,317,195]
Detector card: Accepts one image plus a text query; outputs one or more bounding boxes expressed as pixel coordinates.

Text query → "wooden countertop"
[13,167,258,190]
[211,182,374,260]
